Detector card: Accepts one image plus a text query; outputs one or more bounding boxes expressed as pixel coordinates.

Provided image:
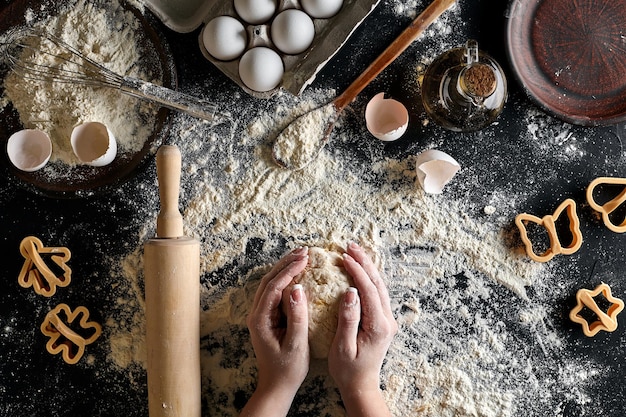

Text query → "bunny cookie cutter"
[515,198,583,262]
[586,177,626,233]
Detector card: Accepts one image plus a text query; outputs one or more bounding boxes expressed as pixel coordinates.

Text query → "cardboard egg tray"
[144,0,381,98]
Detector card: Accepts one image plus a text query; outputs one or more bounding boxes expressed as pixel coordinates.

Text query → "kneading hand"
[240,247,310,417]
[328,242,398,417]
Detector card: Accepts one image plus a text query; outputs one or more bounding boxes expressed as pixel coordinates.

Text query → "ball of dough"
[287,246,354,359]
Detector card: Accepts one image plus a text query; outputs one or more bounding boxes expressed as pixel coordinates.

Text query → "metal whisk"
[0,27,231,124]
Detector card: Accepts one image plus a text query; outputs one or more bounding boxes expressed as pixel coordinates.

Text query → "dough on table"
[285,246,354,359]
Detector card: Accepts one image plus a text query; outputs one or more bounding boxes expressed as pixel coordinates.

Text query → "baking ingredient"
[70,122,117,166]
[271,102,336,169]
[202,16,247,61]
[6,129,52,171]
[233,0,277,24]
[284,246,354,359]
[301,0,344,18]
[415,149,461,193]
[2,0,158,167]
[238,47,284,92]
[270,9,315,55]
[365,92,409,141]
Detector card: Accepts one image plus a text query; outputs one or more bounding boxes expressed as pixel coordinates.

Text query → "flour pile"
[1,0,157,167]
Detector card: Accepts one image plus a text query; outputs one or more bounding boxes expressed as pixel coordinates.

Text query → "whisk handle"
[120,77,226,123]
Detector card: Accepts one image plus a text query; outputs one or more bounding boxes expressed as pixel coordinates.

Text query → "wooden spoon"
[272,0,457,170]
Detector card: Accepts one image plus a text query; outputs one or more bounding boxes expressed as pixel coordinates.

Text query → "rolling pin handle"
[156,145,184,238]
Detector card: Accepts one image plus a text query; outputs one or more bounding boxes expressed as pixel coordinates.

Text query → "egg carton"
[144,0,381,98]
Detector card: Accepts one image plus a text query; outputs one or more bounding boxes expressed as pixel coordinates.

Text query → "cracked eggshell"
[415,149,460,194]
[71,122,117,167]
[365,93,409,141]
[7,129,52,172]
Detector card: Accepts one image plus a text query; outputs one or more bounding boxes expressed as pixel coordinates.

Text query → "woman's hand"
[328,242,398,417]
[240,247,310,417]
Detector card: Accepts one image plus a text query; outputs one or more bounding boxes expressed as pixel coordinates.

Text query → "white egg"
[271,9,315,55]
[239,47,284,92]
[202,16,247,61]
[301,0,344,19]
[234,0,277,24]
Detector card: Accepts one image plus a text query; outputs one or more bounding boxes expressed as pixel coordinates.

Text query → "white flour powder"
[2,0,156,166]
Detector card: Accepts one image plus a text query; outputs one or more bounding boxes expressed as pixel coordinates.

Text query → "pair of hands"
[240,243,397,417]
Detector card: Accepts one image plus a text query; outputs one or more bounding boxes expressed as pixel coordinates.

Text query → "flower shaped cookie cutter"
[515,198,583,262]
[40,303,102,364]
[18,236,71,297]
[586,177,626,233]
[569,283,624,337]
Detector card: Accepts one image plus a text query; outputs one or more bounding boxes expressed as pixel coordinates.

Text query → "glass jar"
[421,40,507,132]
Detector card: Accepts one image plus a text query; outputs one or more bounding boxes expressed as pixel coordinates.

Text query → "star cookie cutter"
[569,283,624,337]
[40,303,102,364]
[515,198,583,262]
[18,236,71,297]
[586,177,626,233]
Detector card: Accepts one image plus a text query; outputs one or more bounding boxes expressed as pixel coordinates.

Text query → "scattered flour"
[103,85,600,416]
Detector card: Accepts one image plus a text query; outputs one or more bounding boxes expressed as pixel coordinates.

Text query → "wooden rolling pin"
[144,145,201,417]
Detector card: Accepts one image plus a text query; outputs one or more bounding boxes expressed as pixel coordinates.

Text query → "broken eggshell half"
[415,149,460,194]
[70,122,117,167]
[365,93,409,141]
[7,129,52,172]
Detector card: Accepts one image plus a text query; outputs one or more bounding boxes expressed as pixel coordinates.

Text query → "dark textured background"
[1,0,625,416]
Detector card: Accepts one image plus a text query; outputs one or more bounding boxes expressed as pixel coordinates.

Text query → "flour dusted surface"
[10,0,608,415]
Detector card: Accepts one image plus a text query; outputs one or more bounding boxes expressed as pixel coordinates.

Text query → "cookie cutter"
[40,303,102,364]
[569,283,624,337]
[18,236,71,297]
[515,198,583,262]
[586,177,626,233]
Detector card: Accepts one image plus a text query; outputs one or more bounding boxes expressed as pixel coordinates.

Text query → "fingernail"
[345,287,358,307]
[292,246,308,256]
[348,241,361,251]
[290,284,304,305]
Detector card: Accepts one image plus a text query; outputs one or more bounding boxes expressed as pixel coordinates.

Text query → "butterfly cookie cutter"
[569,283,624,337]
[515,198,583,262]
[40,303,102,364]
[586,177,626,233]
[18,236,71,297]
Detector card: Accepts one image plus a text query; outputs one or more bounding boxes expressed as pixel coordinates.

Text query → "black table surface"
[1,0,625,416]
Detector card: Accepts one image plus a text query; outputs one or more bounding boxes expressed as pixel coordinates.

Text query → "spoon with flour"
[272,0,457,170]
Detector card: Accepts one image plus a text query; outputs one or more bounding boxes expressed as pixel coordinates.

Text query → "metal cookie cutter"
[40,304,102,364]
[586,177,626,233]
[569,283,624,337]
[18,236,71,297]
[515,198,583,262]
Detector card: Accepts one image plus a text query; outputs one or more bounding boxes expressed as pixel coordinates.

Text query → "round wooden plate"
[0,0,175,198]
[506,0,626,126]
